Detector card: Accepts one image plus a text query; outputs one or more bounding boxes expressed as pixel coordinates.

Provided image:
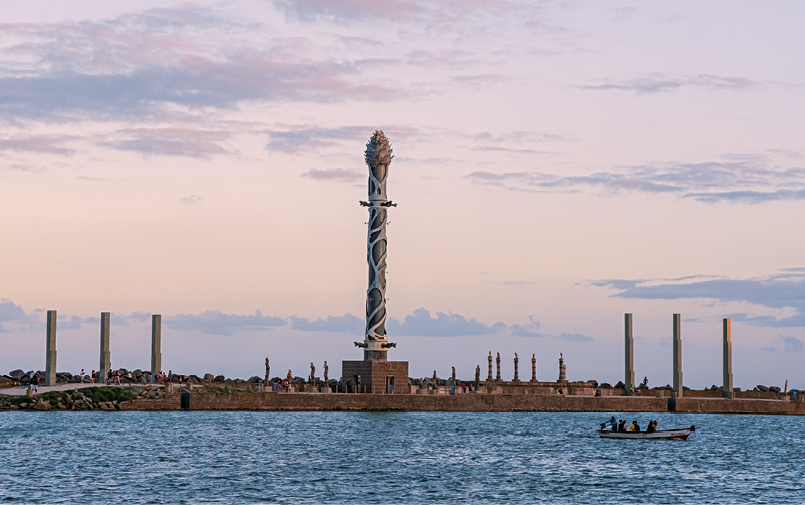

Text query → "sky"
[1,0,804,389]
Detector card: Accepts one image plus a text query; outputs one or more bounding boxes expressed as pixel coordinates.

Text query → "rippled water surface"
[1,411,803,504]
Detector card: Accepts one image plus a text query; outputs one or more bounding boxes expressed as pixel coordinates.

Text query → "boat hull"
[598,428,692,441]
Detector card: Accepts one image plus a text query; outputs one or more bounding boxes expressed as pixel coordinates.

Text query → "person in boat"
[608,416,617,431]
[618,420,627,432]
[628,421,640,432]
[646,421,656,433]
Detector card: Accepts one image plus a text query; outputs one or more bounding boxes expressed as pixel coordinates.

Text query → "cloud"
[0,299,41,332]
[684,189,805,204]
[271,0,422,21]
[265,125,378,154]
[594,269,805,328]
[386,307,505,336]
[0,8,396,123]
[511,315,542,337]
[301,168,363,182]
[580,73,756,94]
[179,195,204,207]
[467,159,805,204]
[779,335,804,353]
[758,335,805,353]
[290,313,363,333]
[101,128,234,158]
[0,134,78,155]
[557,331,594,342]
[164,310,287,336]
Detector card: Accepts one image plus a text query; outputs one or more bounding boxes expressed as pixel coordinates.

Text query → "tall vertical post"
[558,353,567,382]
[624,313,634,395]
[487,352,493,381]
[495,352,501,381]
[672,314,683,398]
[723,318,733,399]
[151,314,162,384]
[513,353,519,382]
[45,310,57,387]
[531,354,537,382]
[99,312,111,384]
[362,131,394,361]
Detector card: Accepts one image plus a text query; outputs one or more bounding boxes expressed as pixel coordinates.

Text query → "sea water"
[0,411,802,504]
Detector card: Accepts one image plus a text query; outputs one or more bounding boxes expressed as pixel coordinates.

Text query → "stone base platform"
[341,360,408,394]
[116,391,805,415]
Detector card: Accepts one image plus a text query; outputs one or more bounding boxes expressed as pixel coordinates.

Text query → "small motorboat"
[597,425,695,441]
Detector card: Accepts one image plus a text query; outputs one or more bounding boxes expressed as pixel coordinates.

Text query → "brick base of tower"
[342,360,408,394]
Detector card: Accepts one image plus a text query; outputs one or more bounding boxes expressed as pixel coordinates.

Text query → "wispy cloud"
[179,195,204,207]
[290,313,363,333]
[468,158,805,204]
[0,134,78,155]
[386,307,505,337]
[164,310,287,336]
[0,7,398,123]
[101,128,234,158]
[593,269,805,328]
[557,331,594,342]
[301,168,363,182]
[271,0,422,22]
[579,73,756,94]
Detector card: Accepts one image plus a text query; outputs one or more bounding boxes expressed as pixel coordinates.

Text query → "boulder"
[599,382,612,389]
[757,385,770,392]
[214,375,225,383]
[614,381,625,389]
[33,400,51,411]
[204,374,215,383]
[8,369,25,380]
[132,369,143,377]
[769,386,781,394]
[248,376,261,383]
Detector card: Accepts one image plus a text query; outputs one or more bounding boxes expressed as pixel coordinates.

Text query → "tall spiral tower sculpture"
[359,131,396,361]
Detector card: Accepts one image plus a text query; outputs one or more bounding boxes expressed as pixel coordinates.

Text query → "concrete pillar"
[558,353,567,382]
[151,314,162,384]
[99,312,111,384]
[45,310,57,387]
[723,318,733,399]
[495,352,501,381]
[531,354,537,382]
[672,314,683,398]
[624,313,634,395]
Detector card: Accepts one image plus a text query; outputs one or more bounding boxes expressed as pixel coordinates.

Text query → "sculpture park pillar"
[487,352,493,381]
[342,131,408,394]
[558,353,567,382]
[531,354,537,382]
[723,318,733,399]
[496,352,501,381]
[45,310,57,386]
[624,313,635,395]
[151,314,161,383]
[361,131,395,361]
[672,314,683,398]
[513,353,519,382]
[99,312,111,384]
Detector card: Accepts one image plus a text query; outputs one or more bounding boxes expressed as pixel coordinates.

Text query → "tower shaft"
[363,131,393,361]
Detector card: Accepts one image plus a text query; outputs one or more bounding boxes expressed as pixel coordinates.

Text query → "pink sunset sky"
[1,0,804,389]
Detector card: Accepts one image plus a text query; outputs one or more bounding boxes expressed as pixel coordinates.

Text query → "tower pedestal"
[342,359,408,394]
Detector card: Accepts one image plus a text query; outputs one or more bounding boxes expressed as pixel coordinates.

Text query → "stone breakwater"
[2,386,804,415]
